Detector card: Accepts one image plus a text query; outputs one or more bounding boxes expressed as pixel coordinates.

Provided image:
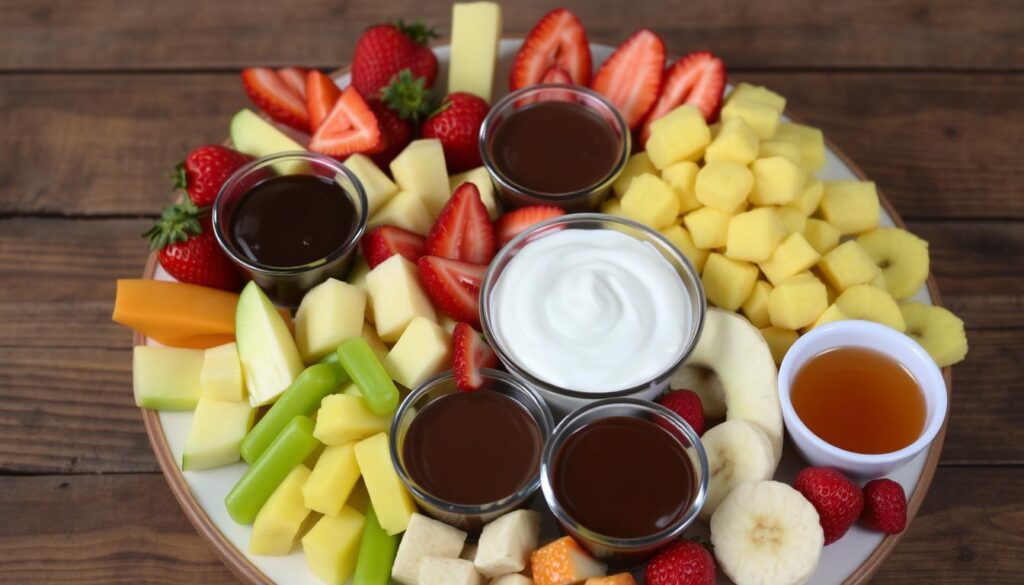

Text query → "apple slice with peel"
[236,281,304,406]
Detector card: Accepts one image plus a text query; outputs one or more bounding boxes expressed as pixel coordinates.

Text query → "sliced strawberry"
[277,66,310,100]
[306,70,342,132]
[452,322,499,391]
[417,256,488,328]
[424,182,497,264]
[360,225,425,269]
[241,67,310,132]
[639,52,726,144]
[495,205,565,247]
[510,8,592,91]
[590,29,666,130]
[308,86,382,157]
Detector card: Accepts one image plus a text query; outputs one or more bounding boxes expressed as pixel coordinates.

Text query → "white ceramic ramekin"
[778,320,947,478]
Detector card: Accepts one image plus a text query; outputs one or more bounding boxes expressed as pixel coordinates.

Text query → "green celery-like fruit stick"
[336,338,399,416]
[353,504,399,585]
[316,350,340,366]
[225,415,319,524]
[240,363,346,464]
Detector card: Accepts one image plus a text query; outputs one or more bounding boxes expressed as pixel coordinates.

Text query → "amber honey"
[790,346,926,454]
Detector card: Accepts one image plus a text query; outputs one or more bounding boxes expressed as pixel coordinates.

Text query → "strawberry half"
[452,322,499,391]
[424,182,497,264]
[639,52,726,144]
[308,86,382,157]
[306,70,341,133]
[495,205,565,247]
[241,67,310,132]
[590,29,666,130]
[510,8,592,91]
[361,225,425,269]
[417,256,488,328]
[277,66,310,100]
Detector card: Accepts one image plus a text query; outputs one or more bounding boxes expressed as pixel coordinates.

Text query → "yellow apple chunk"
[302,506,366,585]
[721,99,780,139]
[199,342,245,402]
[725,207,787,262]
[342,154,398,215]
[727,83,787,111]
[803,219,841,255]
[390,139,451,217]
[133,345,204,410]
[182,397,255,470]
[695,161,753,213]
[704,118,760,164]
[775,122,826,171]
[367,190,434,236]
[613,152,658,198]
[660,161,702,213]
[295,279,367,363]
[383,317,453,389]
[250,464,312,555]
[767,276,828,330]
[683,207,733,250]
[366,255,437,342]
[620,173,680,229]
[759,326,799,365]
[354,432,417,535]
[785,176,824,216]
[702,253,760,311]
[749,156,806,206]
[303,442,362,516]
[759,233,821,285]
[660,225,709,273]
[820,181,880,235]
[818,241,882,292]
[646,105,711,169]
[773,206,807,235]
[741,281,774,328]
[313,393,392,446]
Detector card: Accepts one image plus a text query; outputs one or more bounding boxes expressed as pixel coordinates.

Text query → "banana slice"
[686,308,784,463]
[833,284,907,332]
[711,481,824,585]
[698,419,776,521]
[857,228,930,300]
[670,366,727,419]
[900,302,968,367]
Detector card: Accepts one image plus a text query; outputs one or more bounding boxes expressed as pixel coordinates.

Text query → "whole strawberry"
[352,21,439,97]
[175,145,252,207]
[369,70,432,167]
[422,92,489,172]
[645,540,716,585]
[794,467,864,545]
[861,478,907,535]
[144,200,242,291]
[657,389,705,436]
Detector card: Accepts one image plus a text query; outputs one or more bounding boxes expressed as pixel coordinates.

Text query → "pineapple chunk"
[767,276,829,329]
[361,322,389,363]
[600,197,624,216]
[721,99,780,139]
[760,326,799,365]
[295,279,367,363]
[420,557,484,585]
[303,442,361,516]
[390,139,451,217]
[741,281,774,328]
[301,506,366,585]
[133,346,204,410]
[818,241,882,292]
[757,138,802,164]
[775,123,826,172]
[368,190,434,236]
[803,219,841,255]
[660,225,709,273]
[773,206,807,235]
[200,342,245,402]
[393,513,468,585]
[383,317,453,389]
[250,464,312,555]
[683,207,733,249]
[704,118,760,164]
[749,156,806,206]
[182,397,255,470]
[726,83,787,111]
[857,228,930,300]
[646,105,711,169]
[450,167,499,219]
[660,161,702,213]
[834,284,906,331]
[347,256,372,322]
[619,173,680,229]
[366,255,437,342]
[354,432,417,535]
[448,2,502,102]
[899,302,968,367]
[759,233,821,285]
[313,393,392,446]
[613,152,658,198]
[820,181,880,235]
[809,303,850,330]
[702,253,760,311]
[342,154,399,215]
[695,161,753,213]
[725,208,787,262]
[785,176,824,216]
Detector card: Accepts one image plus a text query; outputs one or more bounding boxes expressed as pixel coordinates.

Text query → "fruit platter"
[112,5,967,585]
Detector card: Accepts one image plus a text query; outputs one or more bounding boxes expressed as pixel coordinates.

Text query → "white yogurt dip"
[489,228,692,392]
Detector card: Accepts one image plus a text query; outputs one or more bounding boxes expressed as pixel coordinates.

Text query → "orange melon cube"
[530,537,606,585]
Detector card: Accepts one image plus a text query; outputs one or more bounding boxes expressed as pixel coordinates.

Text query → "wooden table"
[1,0,1021,582]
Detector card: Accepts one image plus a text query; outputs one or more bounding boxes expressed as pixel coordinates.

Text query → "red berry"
[176,145,252,207]
[645,540,716,585]
[421,92,490,172]
[640,52,726,145]
[657,390,705,436]
[509,8,591,91]
[794,467,865,545]
[424,182,497,264]
[144,201,241,291]
[452,322,499,391]
[369,70,432,168]
[590,29,666,130]
[494,205,565,247]
[240,67,310,132]
[861,478,907,535]
[417,256,488,329]
[351,22,439,97]
[360,225,425,269]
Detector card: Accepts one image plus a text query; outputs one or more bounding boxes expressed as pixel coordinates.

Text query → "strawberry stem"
[395,20,439,45]
[143,200,207,251]
[380,69,432,122]
[172,161,188,192]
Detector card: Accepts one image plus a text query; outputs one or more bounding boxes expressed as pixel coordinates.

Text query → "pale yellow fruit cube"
[749,157,806,206]
[620,173,680,229]
[393,513,468,585]
[773,206,807,235]
[803,219,841,255]
[759,233,821,285]
[474,509,542,577]
[775,123,826,171]
[660,161,702,213]
[450,166,499,219]
[834,284,906,331]
[741,280,774,328]
[368,190,434,236]
[767,276,828,329]
[302,506,366,585]
[695,161,753,213]
[200,342,245,402]
[448,2,502,102]
[704,118,760,164]
[421,557,484,585]
[785,175,824,216]
[295,279,367,363]
[760,326,799,365]
[808,303,849,330]
[314,393,392,446]
[646,105,711,169]
[133,346,204,410]
[726,83,787,111]
[660,224,709,273]
[250,464,312,555]
[757,138,802,164]
[342,154,398,215]
[725,208,787,262]
[390,139,451,217]
[702,253,760,311]
[354,432,417,535]
[347,256,372,319]
[818,240,882,292]
[366,255,437,342]
[303,443,361,516]
[721,99,780,139]
[361,322,389,364]
[182,397,255,470]
[491,575,534,585]
[383,317,453,389]
[600,197,624,216]
[613,152,658,198]
[820,181,880,235]
[683,207,733,250]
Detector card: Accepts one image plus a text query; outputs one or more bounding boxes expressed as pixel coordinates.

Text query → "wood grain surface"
[0,0,1021,582]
